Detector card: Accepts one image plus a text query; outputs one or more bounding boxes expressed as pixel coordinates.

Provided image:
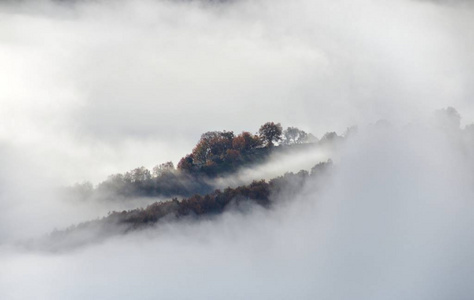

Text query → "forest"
[67,122,337,200]
[47,160,333,250]
[42,122,340,249]
[45,107,470,250]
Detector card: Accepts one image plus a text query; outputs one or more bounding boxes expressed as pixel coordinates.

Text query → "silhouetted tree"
[259,122,282,147]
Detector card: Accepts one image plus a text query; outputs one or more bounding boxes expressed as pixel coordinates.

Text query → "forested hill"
[69,122,340,200]
[45,160,333,251]
[35,121,344,251]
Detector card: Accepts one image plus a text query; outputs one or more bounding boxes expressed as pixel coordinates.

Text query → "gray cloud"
[2,119,474,299]
[2,0,474,185]
[1,0,474,298]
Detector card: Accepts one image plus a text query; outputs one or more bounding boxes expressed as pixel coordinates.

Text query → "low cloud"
[3,115,474,299]
[1,0,474,298]
[1,0,474,184]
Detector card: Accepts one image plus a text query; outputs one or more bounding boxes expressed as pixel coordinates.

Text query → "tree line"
[79,122,321,199]
[50,160,333,246]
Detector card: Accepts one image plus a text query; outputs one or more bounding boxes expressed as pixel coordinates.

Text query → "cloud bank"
[1,0,473,183]
[1,0,474,299]
[3,114,474,299]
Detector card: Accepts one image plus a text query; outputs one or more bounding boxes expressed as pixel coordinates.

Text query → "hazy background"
[1,0,473,184]
[1,0,474,299]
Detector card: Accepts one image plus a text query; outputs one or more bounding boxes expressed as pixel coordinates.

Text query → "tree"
[225,149,240,162]
[306,133,318,143]
[152,161,175,177]
[282,127,308,145]
[177,154,194,172]
[320,132,339,143]
[232,131,262,151]
[192,131,234,165]
[130,166,151,182]
[259,122,282,147]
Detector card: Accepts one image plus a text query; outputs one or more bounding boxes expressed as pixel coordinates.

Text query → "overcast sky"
[1,0,474,299]
[1,0,473,184]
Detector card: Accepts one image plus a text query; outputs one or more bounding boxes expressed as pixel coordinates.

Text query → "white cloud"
[1,0,473,185]
[1,0,474,298]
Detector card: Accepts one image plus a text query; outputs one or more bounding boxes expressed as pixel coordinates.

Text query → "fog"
[1,0,474,299]
[3,116,474,299]
[2,0,473,184]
